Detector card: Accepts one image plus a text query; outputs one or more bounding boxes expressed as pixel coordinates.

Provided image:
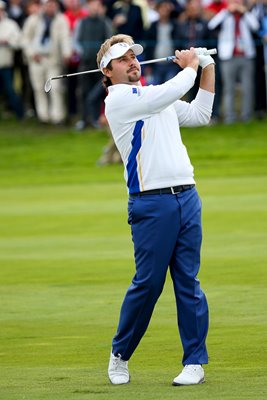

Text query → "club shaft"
[140,50,217,65]
[51,68,100,80]
[50,48,217,81]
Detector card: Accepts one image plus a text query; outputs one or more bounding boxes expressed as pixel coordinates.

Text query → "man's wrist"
[202,63,215,71]
[187,61,199,72]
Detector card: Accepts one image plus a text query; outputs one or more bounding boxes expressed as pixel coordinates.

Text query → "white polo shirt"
[105,67,214,194]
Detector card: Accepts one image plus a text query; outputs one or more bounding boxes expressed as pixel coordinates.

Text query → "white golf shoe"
[108,352,130,385]
[172,364,205,386]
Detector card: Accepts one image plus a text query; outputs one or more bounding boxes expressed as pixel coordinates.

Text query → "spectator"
[146,0,160,24]
[26,0,42,14]
[0,0,24,119]
[103,0,117,19]
[111,0,145,41]
[74,0,112,130]
[22,0,42,117]
[170,0,185,19]
[64,0,88,120]
[203,0,228,20]
[7,0,27,84]
[144,0,178,84]
[135,0,151,30]
[7,0,27,27]
[8,0,37,117]
[175,0,210,50]
[250,0,267,117]
[22,0,72,124]
[204,0,228,123]
[208,0,260,123]
[174,0,210,100]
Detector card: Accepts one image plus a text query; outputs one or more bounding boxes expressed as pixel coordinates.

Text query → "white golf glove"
[194,47,209,56]
[194,47,215,69]
[198,54,215,69]
[198,55,215,69]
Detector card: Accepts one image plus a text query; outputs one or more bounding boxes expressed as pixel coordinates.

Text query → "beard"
[127,68,141,83]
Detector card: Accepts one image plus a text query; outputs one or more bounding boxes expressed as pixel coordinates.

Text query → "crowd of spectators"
[0,0,267,127]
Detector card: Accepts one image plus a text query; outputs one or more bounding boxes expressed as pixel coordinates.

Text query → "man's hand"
[228,3,247,14]
[198,54,215,69]
[63,56,71,65]
[173,47,199,72]
[0,39,8,46]
[33,54,42,63]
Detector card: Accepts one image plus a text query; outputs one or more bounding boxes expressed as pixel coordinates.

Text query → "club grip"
[194,48,217,56]
[167,48,217,62]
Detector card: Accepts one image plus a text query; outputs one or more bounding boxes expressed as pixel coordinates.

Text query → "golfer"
[96,34,215,386]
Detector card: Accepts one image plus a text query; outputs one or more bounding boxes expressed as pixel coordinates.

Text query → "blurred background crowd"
[0,0,267,129]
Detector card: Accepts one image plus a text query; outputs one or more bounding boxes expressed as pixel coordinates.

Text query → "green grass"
[0,118,267,399]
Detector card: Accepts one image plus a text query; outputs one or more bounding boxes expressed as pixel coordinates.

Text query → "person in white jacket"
[0,0,24,119]
[96,34,215,387]
[22,0,72,124]
[208,0,259,123]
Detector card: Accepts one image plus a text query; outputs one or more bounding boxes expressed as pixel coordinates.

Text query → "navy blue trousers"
[112,187,209,365]
[0,67,24,119]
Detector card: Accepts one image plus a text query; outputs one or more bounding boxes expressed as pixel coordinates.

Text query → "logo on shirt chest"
[132,87,140,96]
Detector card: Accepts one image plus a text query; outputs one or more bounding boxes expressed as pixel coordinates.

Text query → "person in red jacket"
[64,0,89,119]
[204,0,228,20]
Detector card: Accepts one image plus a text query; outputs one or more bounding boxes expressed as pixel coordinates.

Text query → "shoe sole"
[172,378,205,386]
[109,376,130,385]
[109,379,130,385]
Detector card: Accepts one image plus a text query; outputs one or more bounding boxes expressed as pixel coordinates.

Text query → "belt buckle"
[171,186,181,195]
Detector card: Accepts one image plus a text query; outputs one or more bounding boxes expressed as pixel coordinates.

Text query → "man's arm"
[173,60,215,126]
[106,48,200,124]
[199,63,215,94]
[108,67,197,123]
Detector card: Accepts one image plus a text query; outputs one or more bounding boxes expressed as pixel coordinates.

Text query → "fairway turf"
[0,119,267,399]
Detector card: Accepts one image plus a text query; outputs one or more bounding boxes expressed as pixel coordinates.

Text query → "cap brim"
[127,44,143,57]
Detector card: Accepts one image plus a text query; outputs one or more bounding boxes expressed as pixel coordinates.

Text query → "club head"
[44,78,52,93]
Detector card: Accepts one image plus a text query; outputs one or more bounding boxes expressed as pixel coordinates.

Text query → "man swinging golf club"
[96,34,215,386]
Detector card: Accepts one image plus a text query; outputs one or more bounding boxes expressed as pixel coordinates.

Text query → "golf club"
[44,48,217,93]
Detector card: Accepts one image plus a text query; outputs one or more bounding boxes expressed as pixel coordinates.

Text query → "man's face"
[186,0,202,18]
[88,0,103,16]
[104,50,141,85]
[64,0,80,10]
[228,0,243,5]
[43,0,58,17]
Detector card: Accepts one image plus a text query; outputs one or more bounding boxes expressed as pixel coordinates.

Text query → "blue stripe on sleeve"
[126,120,144,194]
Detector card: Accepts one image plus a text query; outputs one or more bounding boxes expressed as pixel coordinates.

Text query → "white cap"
[100,42,143,74]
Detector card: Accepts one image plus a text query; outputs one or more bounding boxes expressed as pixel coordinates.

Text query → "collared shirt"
[105,67,214,194]
[0,17,21,68]
[208,9,259,60]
